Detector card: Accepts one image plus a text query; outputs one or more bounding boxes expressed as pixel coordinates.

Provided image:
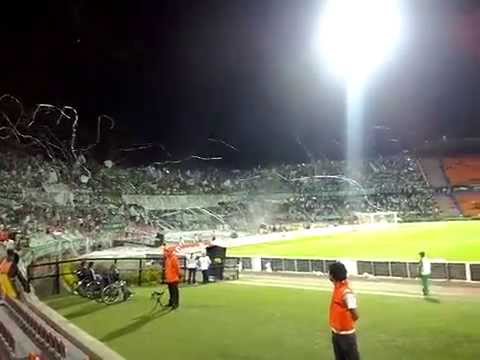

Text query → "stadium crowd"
[0,150,435,246]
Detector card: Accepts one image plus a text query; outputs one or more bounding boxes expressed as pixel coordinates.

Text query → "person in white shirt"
[418,251,431,296]
[198,253,212,284]
[4,238,15,252]
[186,253,198,284]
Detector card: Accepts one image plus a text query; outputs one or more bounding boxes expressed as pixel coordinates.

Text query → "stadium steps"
[434,194,461,217]
[419,158,449,188]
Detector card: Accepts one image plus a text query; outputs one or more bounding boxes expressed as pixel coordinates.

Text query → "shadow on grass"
[46,295,90,310]
[424,297,441,304]
[100,307,172,342]
[64,302,108,319]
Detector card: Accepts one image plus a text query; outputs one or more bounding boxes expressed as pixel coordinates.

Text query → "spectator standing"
[0,249,29,298]
[198,253,212,284]
[186,253,198,284]
[4,232,15,252]
[418,251,431,296]
[0,225,9,244]
[164,247,181,309]
[329,262,360,360]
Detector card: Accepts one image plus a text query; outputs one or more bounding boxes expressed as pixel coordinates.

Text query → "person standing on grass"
[418,251,431,296]
[198,253,211,284]
[329,262,360,360]
[164,247,181,309]
[186,253,198,284]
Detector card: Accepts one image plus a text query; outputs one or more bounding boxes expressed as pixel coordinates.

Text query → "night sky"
[2,1,480,166]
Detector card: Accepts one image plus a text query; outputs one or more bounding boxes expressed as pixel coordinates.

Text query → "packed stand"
[0,150,435,244]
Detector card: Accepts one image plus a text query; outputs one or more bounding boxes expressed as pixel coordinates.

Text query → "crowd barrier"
[239,257,480,282]
[27,256,241,297]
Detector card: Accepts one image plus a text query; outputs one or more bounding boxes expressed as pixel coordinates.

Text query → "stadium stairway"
[434,194,462,217]
[419,157,450,188]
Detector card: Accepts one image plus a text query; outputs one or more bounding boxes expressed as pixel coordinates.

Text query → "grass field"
[229,221,480,261]
[45,284,480,360]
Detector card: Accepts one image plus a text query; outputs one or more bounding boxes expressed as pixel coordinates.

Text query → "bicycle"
[150,286,169,309]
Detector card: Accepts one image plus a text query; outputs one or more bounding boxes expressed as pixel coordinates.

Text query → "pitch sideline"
[229,280,445,299]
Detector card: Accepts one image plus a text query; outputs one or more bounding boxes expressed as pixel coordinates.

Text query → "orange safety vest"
[329,281,356,334]
[164,249,181,284]
[0,259,13,275]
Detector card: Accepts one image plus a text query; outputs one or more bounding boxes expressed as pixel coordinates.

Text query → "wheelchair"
[102,280,133,305]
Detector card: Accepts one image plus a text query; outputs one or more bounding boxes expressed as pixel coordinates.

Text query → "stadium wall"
[238,256,480,283]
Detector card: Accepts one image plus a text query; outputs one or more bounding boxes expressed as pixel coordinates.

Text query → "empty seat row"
[4,296,66,359]
[455,192,480,217]
[0,319,15,358]
[443,157,480,186]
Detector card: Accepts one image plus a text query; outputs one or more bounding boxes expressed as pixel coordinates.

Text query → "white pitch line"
[240,277,425,296]
[230,281,435,299]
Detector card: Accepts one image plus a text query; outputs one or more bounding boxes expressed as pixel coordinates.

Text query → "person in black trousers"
[164,247,181,309]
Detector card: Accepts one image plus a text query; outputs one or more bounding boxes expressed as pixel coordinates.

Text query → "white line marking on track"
[230,281,437,299]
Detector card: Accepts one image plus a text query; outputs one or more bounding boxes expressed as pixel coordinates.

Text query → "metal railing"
[27,256,241,296]
[239,256,480,282]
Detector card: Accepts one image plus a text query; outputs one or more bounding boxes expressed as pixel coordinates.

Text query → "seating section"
[443,157,480,186]
[4,296,66,359]
[0,319,15,357]
[454,192,480,217]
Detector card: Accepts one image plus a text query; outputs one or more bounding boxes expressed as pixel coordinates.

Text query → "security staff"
[164,247,181,309]
[329,262,360,360]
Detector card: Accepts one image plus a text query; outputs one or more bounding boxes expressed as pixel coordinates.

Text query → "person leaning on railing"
[0,249,30,298]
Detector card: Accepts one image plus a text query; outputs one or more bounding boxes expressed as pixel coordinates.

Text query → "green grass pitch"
[45,284,480,360]
[228,221,480,261]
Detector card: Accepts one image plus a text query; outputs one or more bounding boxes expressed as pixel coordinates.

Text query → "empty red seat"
[444,156,480,186]
[455,192,480,217]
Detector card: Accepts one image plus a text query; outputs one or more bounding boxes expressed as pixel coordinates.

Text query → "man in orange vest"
[164,247,181,309]
[329,262,360,360]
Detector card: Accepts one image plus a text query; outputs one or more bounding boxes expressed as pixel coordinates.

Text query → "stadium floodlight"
[312,0,404,175]
[314,0,404,83]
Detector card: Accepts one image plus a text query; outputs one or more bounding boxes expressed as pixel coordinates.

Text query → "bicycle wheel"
[102,285,122,305]
[151,287,168,307]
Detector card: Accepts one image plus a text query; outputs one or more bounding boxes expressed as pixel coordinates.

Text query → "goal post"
[354,211,399,225]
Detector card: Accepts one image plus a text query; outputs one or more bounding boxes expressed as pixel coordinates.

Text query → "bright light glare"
[315,0,403,82]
